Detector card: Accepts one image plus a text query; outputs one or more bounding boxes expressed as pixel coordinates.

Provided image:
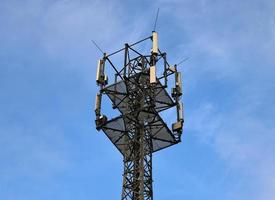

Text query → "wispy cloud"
[154,0,275,199]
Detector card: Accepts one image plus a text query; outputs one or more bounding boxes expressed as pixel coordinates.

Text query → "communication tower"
[94,31,184,200]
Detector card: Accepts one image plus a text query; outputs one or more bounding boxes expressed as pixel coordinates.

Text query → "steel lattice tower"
[94,31,184,200]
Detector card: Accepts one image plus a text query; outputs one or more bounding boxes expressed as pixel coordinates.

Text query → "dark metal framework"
[94,32,184,200]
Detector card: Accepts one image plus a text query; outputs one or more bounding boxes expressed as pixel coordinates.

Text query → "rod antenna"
[92,40,104,54]
[153,8,160,32]
[177,57,189,66]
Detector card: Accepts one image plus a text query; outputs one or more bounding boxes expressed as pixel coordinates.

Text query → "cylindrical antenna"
[176,72,182,96]
[178,102,183,121]
[150,65,157,84]
[96,59,103,84]
[152,31,158,55]
[95,93,102,116]
[151,30,158,84]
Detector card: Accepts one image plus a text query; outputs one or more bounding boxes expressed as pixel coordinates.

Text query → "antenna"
[177,57,189,66]
[153,8,160,32]
[92,40,104,54]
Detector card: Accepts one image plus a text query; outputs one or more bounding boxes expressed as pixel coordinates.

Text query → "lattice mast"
[94,31,184,200]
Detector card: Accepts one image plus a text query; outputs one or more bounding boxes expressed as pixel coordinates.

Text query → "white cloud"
[161,2,275,198]
[186,99,275,199]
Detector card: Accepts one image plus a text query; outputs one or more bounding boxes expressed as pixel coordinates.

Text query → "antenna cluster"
[93,12,184,200]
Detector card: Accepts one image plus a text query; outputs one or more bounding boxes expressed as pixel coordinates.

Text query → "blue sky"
[0,0,275,199]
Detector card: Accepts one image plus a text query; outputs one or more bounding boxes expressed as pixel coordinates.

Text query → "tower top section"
[94,31,184,156]
[93,29,185,200]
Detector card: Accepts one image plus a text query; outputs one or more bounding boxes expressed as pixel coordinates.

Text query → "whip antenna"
[153,8,160,32]
[177,57,189,66]
[92,40,104,54]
